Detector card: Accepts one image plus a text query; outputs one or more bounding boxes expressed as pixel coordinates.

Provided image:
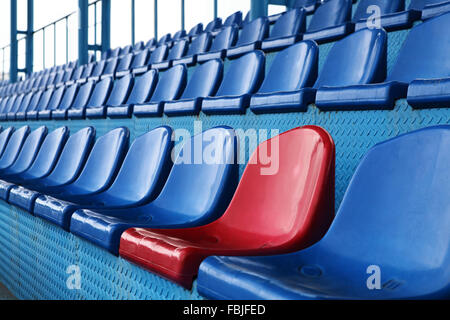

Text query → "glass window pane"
[218,0,250,21]
[158,0,182,37]
[185,0,214,32]
[135,0,155,43]
[111,0,132,48]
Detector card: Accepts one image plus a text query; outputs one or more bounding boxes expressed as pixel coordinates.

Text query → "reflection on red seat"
[119,125,336,289]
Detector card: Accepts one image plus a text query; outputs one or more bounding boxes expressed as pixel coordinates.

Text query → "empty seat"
[303,0,354,44]
[70,126,238,255]
[134,64,187,117]
[86,74,133,118]
[132,41,144,52]
[185,23,204,41]
[226,17,269,59]
[293,0,319,14]
[117,49,149,78]
[53,81,94,120]
[0,127,15,158]
[35,85,66,120]
[75,62,95,84]
[34,126,173,230]
[250,41,318,114]
[198,125,450,300]
[119,126,335,289]
[114,54,134,77]
[119,45,132,57]
[202,51,265,115]
[157,33,172,46]
[165,59,223,116]
[8,127,95,212]
[26,88,55,120]
[172,33,212,67]
[261,8,307,52]
[107,69,158,118]
[15,91,43,121]
[84,60,107,83]
[0,126,30,173]
[68,78,113,119]
[101,47,121,60]
[205,17,222,33]
[316,14,449,110]
[133,45,169,76]
[4,94,24,121]
[50,84,79,120]
[197,26,238,63]
[152,40,188,70]
[353,0,416,31]
[223,11,243,28]
[98,58,119,81]
[0,127,68,201]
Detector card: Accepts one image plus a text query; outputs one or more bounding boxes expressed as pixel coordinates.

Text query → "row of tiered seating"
[2,0,449,100]
[0,11,449,121]
[0,123,447,299]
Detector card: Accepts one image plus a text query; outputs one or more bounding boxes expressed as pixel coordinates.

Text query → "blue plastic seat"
[0,95,18,120]
[145,38,157,50]
[15,91,42,120]
[50,84,79,120]
[132,45,168,76]
[316,14,450,110]
[5,94,24,121]
[202,51,265,114]
[34,126,173,231]
[98,58,119,80]
[68,78,113,119]
[303,0,354,44]
[165,59,223,116]
[86,74,133,119]
[261,8,307,52]
[69,126,238,255]
[250,41,318,114]
[118,49,149,78]
[76,62,95,84]
[36,85,66,120]
[226,17,269,59]
[0,126,30,173]
[205,18,222,33]
[8,127,95,212]
[197,26,238,63]
[132,41,144,52]
[26,88,55,120]
[134,64,187,117]
[0,127,15,158]
[84,60,106,83]
[185,23,203,41]
[172,33,212,67]
[152,40,188,70]
[293,0,319,14]
[223,11,243,28]
[0,127,68,199]
[119,45,132,57]
[157,33,172,46]
[198,125,450,300]
[114,54,133,77]
[101,47,121,60]
[353,0,415,31]
[107,70,158,118]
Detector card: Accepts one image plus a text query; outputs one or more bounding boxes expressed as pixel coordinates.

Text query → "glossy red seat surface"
[119,125,336,289]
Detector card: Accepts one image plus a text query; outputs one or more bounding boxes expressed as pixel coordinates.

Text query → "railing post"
[181,0,185,31]
[250,0,269,21]
[154,0,158,40]
[131,0,136,45]
[101,0,111,56]
[26,0,34,76]
[10,0,18,82]
[214,0,217,19]
[78,0,89,66]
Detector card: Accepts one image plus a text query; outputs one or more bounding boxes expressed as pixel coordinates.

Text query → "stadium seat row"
[2,0,450,99]
[0,123,447,299]
[0,13,449,121]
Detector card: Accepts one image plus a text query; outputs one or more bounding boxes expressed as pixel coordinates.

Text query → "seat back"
[20,91,42,113]
[106,74,133,107]
[31,88,54,112]
[188,23,203,36]
[150,65,187,103]
[216,51,265,97]
[116,54,133,73]
[86,77,113,108]
[258,41,318,94]
[150,127,238,223]
[321,126,450,282]
[224,11,243,27]
[269,8,306,39]
[209,26,238,52]
[173,30,187,41]
[17,92,33,113]
[205,17,222,32]
[180,59,223,100]
[149,45,169,64]
[2,95,17,114]
[307,0,352,33]
[90,60,106,78]
[45,127,95,186]
[71,81,95,110]
[126,70,158,105]
[235,17,269,47]
[353,0,404,21]
[131,49,149,69]
[0,127,14,158]
[58,84,79,110]
[133,41,144,52]
[6,126,48,174]
[120,45,132,56]
[216,126,335,249]
[158,33,172,46]
[24,127,69,180]
[187,33,212,56]
[81,62,95,78]
[314,28,387,88]
[7,94,24,113]
[0,97,10,113]
[409,0,447,10]
[0,126,30,169]
[69,127,129,194]
[104,126,173,204]
[62,69,74,82]
[71,65,85,81]
[387,13,450,83]
[293,0,317,9]
[43,85,65,111]
[145,38,156,49]
[167,40,188,60]
[102,58,119,76]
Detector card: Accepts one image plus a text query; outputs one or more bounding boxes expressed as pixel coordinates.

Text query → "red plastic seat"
[119,126,336,289]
